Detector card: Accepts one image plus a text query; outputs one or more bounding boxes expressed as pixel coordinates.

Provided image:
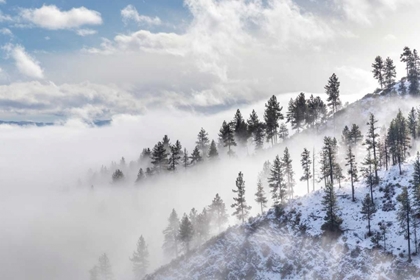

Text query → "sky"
[0,0,420,121]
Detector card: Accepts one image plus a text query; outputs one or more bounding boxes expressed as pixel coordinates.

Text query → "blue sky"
[0,0,420,122]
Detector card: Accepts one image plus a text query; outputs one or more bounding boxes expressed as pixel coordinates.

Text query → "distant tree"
[364,113,380,184]
[408,107,417,140]
[322,136,338,186]
[372,56,385,89]
[89,265,99,280]
[196,128,210,154]
[325,73,341,115]
[384,57,397,89]
[268,155,287,205]
[151,141,168,173]
[341,125,351,146]
[345,146,358,202]
[208,140,219,159]
[379,221,388,250]
[247,110,265,150]
[399,77,408,95]
[178,214,194,254]
[168,140,182,171]
[361,150,375,202]
[162,135,171,154]
[388,110,411,174]
[231,172,252,223]
[190,146,203,165]
[414,152,420,187]
[130,236,149,279]
[98,253,114,280]
[120,157,126,168]
[321,183,342,233]
[195,208,211,246]
[409,50,420,95]
[233,109,249,146]
[401,46,413,77]
[255,178,268,214]
[350,124,363,147]
[162,209,180,259]
[209,194,228,232]
[218,120,236,156]
[282,147,295,199]
[307,95,327,130]
[182,148,190,169]
[264,95,283,145]
[145,167,153,177]
[139,148,152,163]
[278,123,289,141]
[300,148,312,194]
[397,187,412,262]
[135,168,144,184]
[112,169,124,183]
[287,93,307,132]
[361,194,376,237]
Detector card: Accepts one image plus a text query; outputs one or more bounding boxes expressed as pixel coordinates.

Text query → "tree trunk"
[407,209,412,262]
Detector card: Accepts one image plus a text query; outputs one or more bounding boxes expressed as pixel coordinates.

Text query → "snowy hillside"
[145,157,420,280]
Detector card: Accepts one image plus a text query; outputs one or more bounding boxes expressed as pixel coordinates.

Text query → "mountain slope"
[145,157,420,280]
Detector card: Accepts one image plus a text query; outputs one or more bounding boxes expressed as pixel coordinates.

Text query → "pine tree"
[414,152,420,187]
[168,140,182,171]
[361,194,376,237]
[372,56,385,89]
[300,148,312,194]
[278,123,289,141]
[264,95,283,145]
[179,214,194,253]
[247,110,265,150]
[255,179,268,214]
[322,136,338,186]
[112,169,124,183]
[307,95,327,130]
[196,128,210,154]
[409,49,420,95]
[218,120,236,156]
[182,148,189,169]
[145,167,153,177]
[397,187,412,262]
[233,109,249,146]
[341,125,351,147]
[98,253,114,280]
[350,124,363,147]
[282,147,295,199]
[399,77,408,95]
[384,57,397,89]
[401,46,413,77]
[388,110,411,174]
[364,113,380,184]
[268,155,287,205]
[209,193,228,232]
[287,93,307,132]
[321,183,342,233]
[190,146,202,165]
[361,150,375,202]
[231,172,252,223]
[135,168,144,184]
[208,140,219,159]
[162,209,180,259]
[345,146,358,202]
[151,141,168,173]
[162,135,171,154]
[89,265,99,280]
[325,73,341,115]
[408,107,417,140]
[130,235,149,280]
[195,208,211,245]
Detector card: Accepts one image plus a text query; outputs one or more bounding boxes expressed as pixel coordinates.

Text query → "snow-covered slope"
[145,157,420,280]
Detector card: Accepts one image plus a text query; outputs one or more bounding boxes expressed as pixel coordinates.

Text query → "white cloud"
[76,29,97,36]
[19,5,102,30]
[3,44,44,79]
[0,10,12,22]
[0,27,12,36]
[0,0,5,4]
[121,5,161,26]
[384,34,397,41]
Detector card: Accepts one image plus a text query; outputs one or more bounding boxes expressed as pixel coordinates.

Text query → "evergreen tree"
[397,187,412,262]
[162,135,171,154]
[139,148,151,163]
[334,163,344,188]
[255,178,268,214]
[209,193,228,232]
[364,113,380,184]
[361,150,375,202]
[341,125,351,147]
[287,93,307,132]
[268,155,287,205]
[112,169,124,183]
[264,95,283,145]
[388,110,411,174]
[208,140,219,159]
[190,146,203,165]
[321,183,342,233]
[384,57,397,89]
[350,124,363,147]
[322,136,338,186]
[182,148,190,169]
[408,107,417,140]
[162,209,180,259]
[247,110,265,150]
[372,56,385,89]
[196,128,210,154]
[135,168,144,183]
[399,77,408,95]
[179,214,194,253]
[278,123,289,141]
[233,109,249,146]
[151,141,168,173]
[231,172,252,223]
[98,253,114,280]
[325,73,341,115]
[307,95,327,130]
[218,120,236,156]
[401,46,413,77]
[409,49,420,95]
[300,148,312,194]
[168,140,182,171]
[361,194,376,236]
[282,147,295,199]
[145,167,153,177]
[89,265,99,280]
[414,152,420,187]
[345,146,358,202]
[130,236,149,280]
[195,208,211,246]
